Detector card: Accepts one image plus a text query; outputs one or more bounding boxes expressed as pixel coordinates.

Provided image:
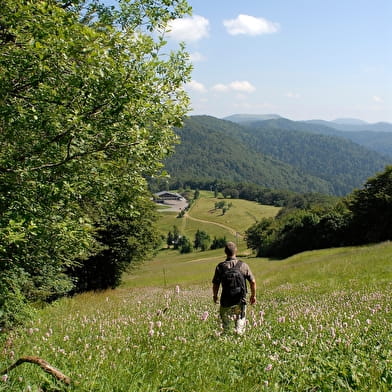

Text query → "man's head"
[225,242,237,258]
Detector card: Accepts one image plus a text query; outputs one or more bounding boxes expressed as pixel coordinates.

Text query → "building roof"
[155,191,184,198]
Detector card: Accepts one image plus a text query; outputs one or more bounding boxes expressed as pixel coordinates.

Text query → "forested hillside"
[228,115,392,158]
[164,116,390,196]
[236,119,390,195]
[164,116,333,194]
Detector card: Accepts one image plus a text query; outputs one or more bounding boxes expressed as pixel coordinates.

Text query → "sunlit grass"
[2,192,392,391]
[2,241,392,391]
[189,196,280,235]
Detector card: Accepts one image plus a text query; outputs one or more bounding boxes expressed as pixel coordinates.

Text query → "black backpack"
[221,261,247,306]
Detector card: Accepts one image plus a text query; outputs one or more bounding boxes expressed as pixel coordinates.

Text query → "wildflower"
[265,364,273,371]
[175,285,180,294]
[148,329,154,337]
[63,335,70,341]
[278,316,285,323]
[156,321,162,328]
[1,374,8,382]
[366,319,372,325]
[201,311,209,321]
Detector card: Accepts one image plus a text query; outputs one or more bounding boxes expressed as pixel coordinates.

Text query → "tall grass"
[1,197,391,391]
[1,242,392,391]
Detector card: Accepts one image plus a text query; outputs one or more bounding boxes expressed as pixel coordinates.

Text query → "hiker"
[212,242,256,334]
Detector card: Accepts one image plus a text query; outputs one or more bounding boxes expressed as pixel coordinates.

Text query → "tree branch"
[1,356,71,385]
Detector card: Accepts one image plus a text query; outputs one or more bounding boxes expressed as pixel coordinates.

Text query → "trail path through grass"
[184,211,242,237]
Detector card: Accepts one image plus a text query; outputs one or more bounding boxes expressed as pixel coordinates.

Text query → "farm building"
[154,191,185,202]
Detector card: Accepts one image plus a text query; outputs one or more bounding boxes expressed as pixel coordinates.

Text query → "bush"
[0,269,35,329]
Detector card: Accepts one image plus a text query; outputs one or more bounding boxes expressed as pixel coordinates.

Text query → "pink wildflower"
[1,375,8,382]
[265,364,273,371]
[201,311,209,321]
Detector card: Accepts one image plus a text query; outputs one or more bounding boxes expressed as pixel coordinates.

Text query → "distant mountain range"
[164,115,391,196]
[225,114,392,159]
[225,114,392,133]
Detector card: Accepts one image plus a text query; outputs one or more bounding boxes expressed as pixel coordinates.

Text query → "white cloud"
[212,83,230,92]
[189,52,206,62]
[212,80,256,93]
[373,95,383,103]
[223,14,280,36]
[285,91,301,99]
[229,80,256,93]
[167,15,209,42]
[185,80,207,93]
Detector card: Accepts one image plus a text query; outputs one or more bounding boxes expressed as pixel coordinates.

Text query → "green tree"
[179,236,193,254]
[0,0,191,327]
[68,196,161,292]
[172,225,181,249]
[167,231,174,248]
[347,165,392,244]
[215,201,226,210]
[245,218,274,256]
[210,236,227,250]
[194,229,210,251]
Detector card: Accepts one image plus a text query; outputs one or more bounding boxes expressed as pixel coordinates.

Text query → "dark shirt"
[212,258,255,307]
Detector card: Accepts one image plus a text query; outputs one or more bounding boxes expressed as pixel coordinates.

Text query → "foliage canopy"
[0,0,191,327]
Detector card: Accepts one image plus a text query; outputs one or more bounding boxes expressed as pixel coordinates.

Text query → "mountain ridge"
[163,115,391,196]
[225,114,392,133]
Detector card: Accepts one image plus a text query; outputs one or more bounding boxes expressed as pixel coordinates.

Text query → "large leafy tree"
[0,0,191,327]
[347,165,392,244]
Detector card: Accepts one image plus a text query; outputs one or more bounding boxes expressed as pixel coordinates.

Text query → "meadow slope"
[1,196,392,391]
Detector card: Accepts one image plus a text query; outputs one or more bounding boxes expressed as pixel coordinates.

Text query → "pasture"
[1,195,391,391]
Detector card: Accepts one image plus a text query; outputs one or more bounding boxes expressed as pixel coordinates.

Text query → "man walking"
[212,242,256,334]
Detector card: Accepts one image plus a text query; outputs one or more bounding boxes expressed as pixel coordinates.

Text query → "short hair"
[225,242,237,257]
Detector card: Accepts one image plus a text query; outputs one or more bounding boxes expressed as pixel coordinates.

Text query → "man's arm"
[249,280,256,304]
[212,283,220,304]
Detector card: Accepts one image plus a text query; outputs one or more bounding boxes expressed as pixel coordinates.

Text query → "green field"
[1,196,392,391]
[156,193,280,244]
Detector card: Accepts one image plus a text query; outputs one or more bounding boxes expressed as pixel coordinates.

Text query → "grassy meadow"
[1,195,392,391]
[156,192,280,244]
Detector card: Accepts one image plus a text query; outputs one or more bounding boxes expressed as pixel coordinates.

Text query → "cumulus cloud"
[185,80,207,93]
[223,14,280,36]
[167,15,209,42]
[373,95,383,103]
[212,81,256,93]
[212,83,230,92]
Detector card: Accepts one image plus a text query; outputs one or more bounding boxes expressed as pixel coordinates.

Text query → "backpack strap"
[234,260,243,270]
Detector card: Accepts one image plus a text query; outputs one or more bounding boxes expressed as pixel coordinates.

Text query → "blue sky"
[104,1,392,123]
